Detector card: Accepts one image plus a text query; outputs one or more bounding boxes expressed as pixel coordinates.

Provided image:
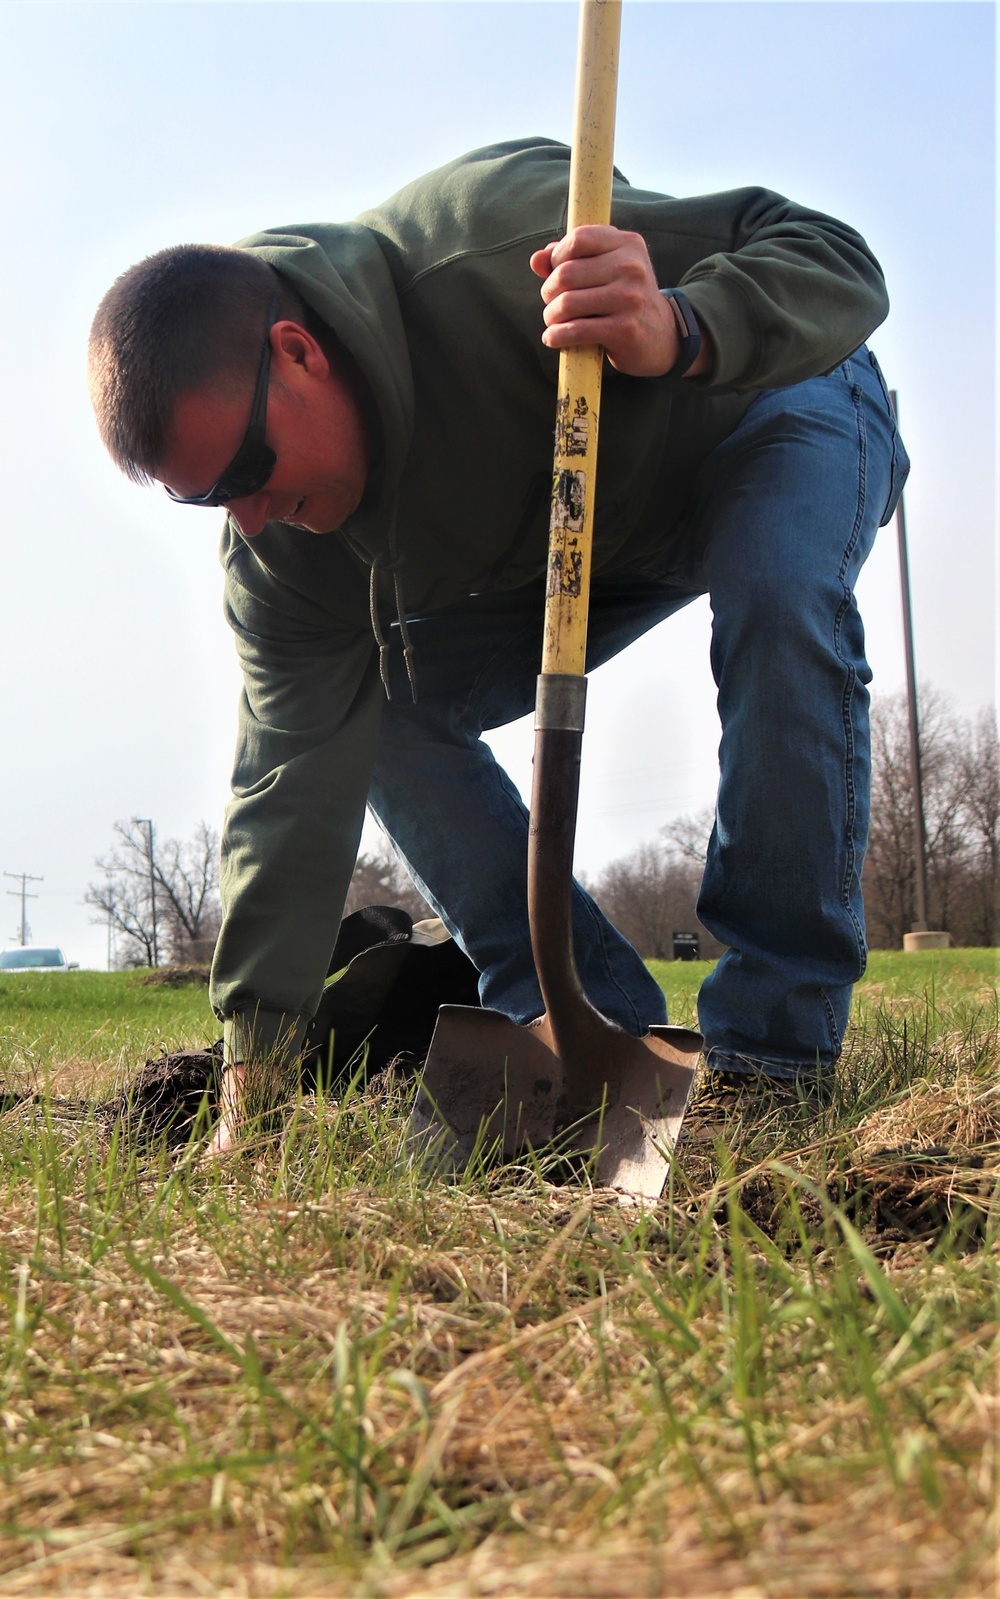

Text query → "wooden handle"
[541,0,621,680]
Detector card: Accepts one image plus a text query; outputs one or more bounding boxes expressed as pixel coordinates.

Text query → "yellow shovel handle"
[541,0,622,679]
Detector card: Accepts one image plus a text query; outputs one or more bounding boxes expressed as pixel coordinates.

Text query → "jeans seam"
[821,991,842,1059]
[578,891,645,1032]
[829,374,868,1044]
[866,349,901,521]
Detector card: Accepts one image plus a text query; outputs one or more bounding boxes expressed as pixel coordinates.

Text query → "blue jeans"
[368,348,908,1080]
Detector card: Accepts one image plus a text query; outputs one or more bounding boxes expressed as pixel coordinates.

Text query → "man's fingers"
[542,294,682,376]
[541,272,647,324]
[539,250,638,304]
[548,224,629,265]
[208,1120,235,1156]
[533,226,649,283]
[541,316,609,350]
[531,223,691,377]
[540,312,632,352]
[207,1062,244,1156]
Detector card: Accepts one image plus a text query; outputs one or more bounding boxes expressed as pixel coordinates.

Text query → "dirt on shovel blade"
[409,1007,562,1168]
[411,1008,701,1195]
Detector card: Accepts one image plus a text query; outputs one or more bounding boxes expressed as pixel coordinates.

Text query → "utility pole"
[4,872,42,946]
[105,869,115,972]
[891,392,948,952]
[133,818,159,967]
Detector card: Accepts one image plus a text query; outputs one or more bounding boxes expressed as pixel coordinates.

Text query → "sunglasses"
[165,297,281,507]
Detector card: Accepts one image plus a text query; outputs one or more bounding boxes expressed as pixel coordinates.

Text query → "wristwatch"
[660,288,702,376]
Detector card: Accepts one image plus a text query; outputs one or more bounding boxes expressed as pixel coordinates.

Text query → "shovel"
[411,0,701,1196]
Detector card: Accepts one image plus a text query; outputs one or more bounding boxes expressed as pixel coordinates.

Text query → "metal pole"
[890,391,929,932]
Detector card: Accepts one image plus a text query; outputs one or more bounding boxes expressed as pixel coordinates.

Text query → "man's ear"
[270,320,330,380]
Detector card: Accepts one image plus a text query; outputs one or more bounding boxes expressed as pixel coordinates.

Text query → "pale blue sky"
[0,1,994,967]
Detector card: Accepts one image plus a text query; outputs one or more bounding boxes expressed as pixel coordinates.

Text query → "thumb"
[529,243,557,279]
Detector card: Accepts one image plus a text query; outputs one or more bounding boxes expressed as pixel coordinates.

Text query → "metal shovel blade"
[409,1005,562,1169]
[411,1006,701,1197]
[569,1024,701,1195]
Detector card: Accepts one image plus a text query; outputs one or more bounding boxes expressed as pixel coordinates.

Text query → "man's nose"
[227,494,269,539]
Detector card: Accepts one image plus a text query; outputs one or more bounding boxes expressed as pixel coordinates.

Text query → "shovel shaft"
[541,0,621,679]
[543,346,603,677]
[528,720,614,1112]
[531,0,623,1080]
[566,0,621,238]
[528,725,583,1015]
[415,0,699,1192]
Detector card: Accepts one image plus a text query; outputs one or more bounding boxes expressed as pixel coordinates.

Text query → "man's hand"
[208,1062,244,1155]
[530,225,712,378]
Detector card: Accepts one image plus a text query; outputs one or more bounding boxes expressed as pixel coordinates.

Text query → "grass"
[0,953,995,1596]
[0,971,214,1098]
[650,947,1000,1029]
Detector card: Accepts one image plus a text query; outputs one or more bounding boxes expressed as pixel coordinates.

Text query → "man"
[87,138,907,1147]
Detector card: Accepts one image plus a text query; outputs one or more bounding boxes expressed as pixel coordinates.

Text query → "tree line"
[87,691,997,967]
[864,691,998,947]
[589,691,998,956]
[85,820,223,969]
[84,819,434,970]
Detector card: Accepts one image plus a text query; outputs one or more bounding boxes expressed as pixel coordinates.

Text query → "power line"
[587,789,715,818]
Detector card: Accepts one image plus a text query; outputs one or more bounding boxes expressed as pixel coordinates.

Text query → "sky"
[0,0,994,969]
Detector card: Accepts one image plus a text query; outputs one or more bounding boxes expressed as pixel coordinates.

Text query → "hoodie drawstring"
[368,544,417,704]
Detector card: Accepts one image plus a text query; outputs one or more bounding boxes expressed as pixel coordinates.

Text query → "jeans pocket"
[866,348,911,525]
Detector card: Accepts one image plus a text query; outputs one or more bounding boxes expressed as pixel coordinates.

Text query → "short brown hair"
[87,244,304,483]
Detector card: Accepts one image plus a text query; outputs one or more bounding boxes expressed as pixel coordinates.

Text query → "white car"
[0,946,79,972]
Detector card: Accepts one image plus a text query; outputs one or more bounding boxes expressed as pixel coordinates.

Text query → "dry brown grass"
[0,962,996,1596]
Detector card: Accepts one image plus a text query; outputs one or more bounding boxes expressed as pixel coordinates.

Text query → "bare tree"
[953,708,1000,945]
[863,694,913,947]
[585,817,725,962]
[85,820,222,968]
[864,690,998,947]
[85,855,157,969]
[589,693,1000,959]
[661,807,716,865]
[156,822,223,963]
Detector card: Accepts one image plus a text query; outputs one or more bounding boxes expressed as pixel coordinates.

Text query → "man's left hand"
[530,225,712,378]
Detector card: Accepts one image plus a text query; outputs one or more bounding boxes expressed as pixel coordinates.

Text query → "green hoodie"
[212,137,889,1064]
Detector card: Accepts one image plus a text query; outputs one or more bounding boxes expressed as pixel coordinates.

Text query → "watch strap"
[660,288,702,376]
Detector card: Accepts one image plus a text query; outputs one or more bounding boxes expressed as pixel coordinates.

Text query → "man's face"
[156,321,371,540]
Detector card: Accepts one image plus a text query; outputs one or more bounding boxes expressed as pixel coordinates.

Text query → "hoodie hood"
[235,221,414,535]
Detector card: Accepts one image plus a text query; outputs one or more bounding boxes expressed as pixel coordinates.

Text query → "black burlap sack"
[302,905,481,1090]
[104,906,482,1144]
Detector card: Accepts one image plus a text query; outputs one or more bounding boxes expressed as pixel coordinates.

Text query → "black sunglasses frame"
[165,297,281,508]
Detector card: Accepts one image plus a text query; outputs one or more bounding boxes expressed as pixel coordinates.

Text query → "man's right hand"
[530,225,713,379]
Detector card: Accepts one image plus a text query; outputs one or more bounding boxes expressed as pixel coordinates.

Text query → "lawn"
[0,951,995,1596]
